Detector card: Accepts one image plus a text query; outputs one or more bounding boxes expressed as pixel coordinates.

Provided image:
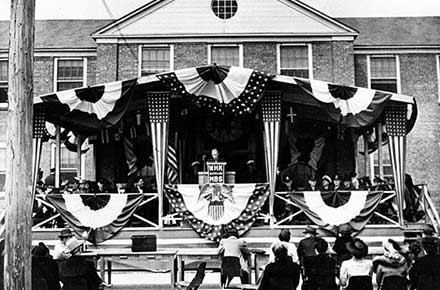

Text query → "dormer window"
[212,0,238,20]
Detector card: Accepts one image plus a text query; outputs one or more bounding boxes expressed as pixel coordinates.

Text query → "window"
[278,45,311,78]
[369,56,399,93]
[0,60,7,106]
[211,0,238,20]
[140,46,172,76]
[50,143,78,182]
[55,58,86,91]
[209,45,241,67]
[373,147,393,181]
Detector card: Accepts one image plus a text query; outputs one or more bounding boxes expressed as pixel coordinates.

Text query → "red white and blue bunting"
[34,66,416,136]
[164,183,270,241]
[157,65,272,115]
[289,191,383,231]
[47,193,144,244]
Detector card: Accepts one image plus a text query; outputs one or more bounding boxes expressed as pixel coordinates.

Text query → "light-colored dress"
[339,257,373,288]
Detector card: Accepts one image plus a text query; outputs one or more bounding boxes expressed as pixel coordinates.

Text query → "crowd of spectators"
[217,225,440,290]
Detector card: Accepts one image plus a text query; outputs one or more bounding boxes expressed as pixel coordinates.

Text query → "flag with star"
[164,183,270,241]
[157,64,273,115]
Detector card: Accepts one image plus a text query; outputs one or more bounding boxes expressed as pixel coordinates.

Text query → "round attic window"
[211,0,238,20]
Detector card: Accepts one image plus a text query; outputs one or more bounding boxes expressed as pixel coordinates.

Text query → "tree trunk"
[5,0,35,289]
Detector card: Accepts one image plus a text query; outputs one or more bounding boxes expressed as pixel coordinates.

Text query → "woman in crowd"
[258,243,300,290]
[339,238,373,290]
[373,239,409,290]
[59,237,104,290]
[268,229,298,263]
[32,242,60,290]
[218,228,251,288]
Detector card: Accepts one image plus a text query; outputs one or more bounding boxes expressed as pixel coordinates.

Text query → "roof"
[93,0,358,38]
[0,20,111,50]
[337,17,440,46]
[0,17,439,50]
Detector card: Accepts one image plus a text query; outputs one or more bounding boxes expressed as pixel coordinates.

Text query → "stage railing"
[273,190,400,227]
[28,187,440,230]
[416,184,440,233]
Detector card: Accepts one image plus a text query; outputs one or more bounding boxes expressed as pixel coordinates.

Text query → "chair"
[176,262,206,290]
[379,275,408,290]
[346,275,373,290]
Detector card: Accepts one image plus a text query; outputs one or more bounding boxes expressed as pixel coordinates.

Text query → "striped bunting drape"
[261,92,282,220]
[34,66,416,137]
[47,193,144,244]
[164,183,270,241]
[167,139,179,184]
[289,191,383,231]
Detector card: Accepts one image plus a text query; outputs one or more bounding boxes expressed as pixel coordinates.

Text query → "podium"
[198,161,235,185]
[198,171,235,186]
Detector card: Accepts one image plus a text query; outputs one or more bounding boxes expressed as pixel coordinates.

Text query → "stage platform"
[32,224,422,255]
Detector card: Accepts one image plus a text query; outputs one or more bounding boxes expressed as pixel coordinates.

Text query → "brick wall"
[243,43,277,73]
[96,44,118,83]
[118,44,138,80]
[174,43,207,69]
[312,41,354,86]
[400,54,440,206]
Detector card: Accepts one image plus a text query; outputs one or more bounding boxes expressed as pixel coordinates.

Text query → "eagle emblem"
[198,183,234,220]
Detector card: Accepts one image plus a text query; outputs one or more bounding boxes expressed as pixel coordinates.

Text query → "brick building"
[0,0,439,204]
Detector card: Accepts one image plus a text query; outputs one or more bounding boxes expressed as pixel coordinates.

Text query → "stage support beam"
[5,0,35,289]
[377,122,384,179]
[261,92,282,227]
[385,105,408,227]
[55,125,61,187]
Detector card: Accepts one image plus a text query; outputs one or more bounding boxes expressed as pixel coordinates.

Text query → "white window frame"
[50,143,82,173]
[276,43,313,79]
[138,44,174,77]
[437,55,440,103]
[0,59,8,109]
[367,55,401,94]
[0,141,6,192]
[207,44,243,67]
[53,57,87,92]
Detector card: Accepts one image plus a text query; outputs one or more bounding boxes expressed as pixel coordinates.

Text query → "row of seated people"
[219,225,440,290]
[278,172,392,192]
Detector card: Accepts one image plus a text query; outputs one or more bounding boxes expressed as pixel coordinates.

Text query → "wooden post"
[55,126,61,187]
[377,123,384,179]
[363,134,369,178]
[77,134,82,179]
[5,0,35,289]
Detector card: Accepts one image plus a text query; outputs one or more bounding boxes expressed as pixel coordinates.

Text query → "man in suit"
[410,237,440,290]
[303,238,337,290]
[207,148,224,163]
[297,225,319,260]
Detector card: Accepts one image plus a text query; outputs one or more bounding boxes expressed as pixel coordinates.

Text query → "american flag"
[147,92,170,193]
[261,92,282,218]
[33,109,47,139]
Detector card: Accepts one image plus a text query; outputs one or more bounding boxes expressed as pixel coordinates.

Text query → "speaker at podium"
[199,161,235,185]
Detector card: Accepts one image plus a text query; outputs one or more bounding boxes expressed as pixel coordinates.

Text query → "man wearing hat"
[305,175,318,191]
[297,225,319,260]
[320,175,333,191]
[410,237,440,290]
[333,174,342,191]
[59,237,104,290]
[53,228,75,260]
